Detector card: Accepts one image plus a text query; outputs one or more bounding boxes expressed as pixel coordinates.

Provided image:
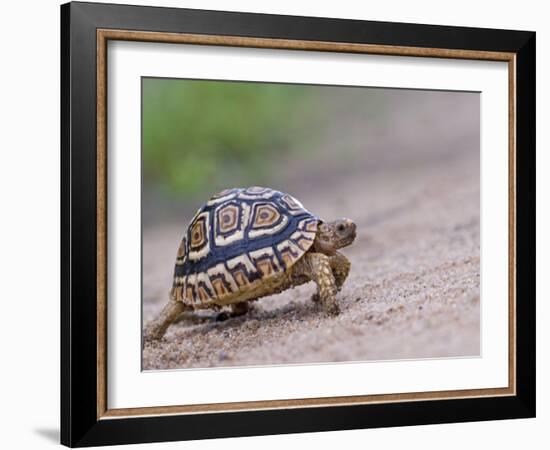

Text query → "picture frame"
[60,1,535,447]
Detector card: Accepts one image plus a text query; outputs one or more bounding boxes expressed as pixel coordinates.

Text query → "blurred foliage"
[142,78,315,195]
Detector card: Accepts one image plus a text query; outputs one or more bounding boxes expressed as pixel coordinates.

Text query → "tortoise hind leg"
[216,302,250,322]
[144,300,186,342]
[231,302,250,317]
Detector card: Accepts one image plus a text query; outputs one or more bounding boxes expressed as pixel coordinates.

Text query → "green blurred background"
[143,79,318,195]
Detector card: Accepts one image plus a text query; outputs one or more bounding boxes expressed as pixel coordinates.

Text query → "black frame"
[61,1,536,447]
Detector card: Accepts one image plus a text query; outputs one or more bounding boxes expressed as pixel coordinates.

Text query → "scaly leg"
[311,252,350,303]
[216,302,250,322]
[231,302,250,316]
[294,252,340,315]
[331,251,351,290]
[144,300,186,341]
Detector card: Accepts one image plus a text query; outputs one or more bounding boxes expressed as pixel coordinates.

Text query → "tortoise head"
[313,218,357,255]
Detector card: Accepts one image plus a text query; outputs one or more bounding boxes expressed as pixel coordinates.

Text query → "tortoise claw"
[326,304,340,316]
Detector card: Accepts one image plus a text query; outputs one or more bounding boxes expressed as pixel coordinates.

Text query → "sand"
[142,91,480,370]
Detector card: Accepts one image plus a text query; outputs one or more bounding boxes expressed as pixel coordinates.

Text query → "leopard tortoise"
[145,186,356,340]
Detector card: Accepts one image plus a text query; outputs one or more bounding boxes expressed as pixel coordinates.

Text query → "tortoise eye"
[337,224,345,232]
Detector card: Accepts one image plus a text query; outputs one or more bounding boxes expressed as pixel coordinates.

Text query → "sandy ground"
[142,91,480,370]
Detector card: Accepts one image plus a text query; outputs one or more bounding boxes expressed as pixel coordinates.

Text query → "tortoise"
[144,186,356,340]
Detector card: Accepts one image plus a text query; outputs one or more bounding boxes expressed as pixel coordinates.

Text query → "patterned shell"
[170,187,319,306]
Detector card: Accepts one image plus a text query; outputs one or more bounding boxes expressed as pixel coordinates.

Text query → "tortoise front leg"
[144,300,186,341]
[295,252,340,315]
[330,251,351,290]
[311,251,350,303]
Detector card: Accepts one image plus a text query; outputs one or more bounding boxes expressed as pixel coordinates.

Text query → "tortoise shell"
[170,187,319,307]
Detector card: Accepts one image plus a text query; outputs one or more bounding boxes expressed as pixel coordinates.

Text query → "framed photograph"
[60,1,536,447]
